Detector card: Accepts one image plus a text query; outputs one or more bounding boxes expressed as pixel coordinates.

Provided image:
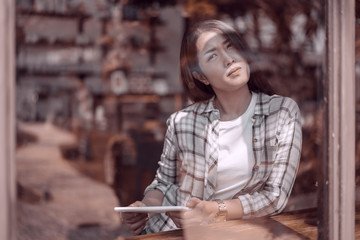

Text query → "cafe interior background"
[14,0,360,239]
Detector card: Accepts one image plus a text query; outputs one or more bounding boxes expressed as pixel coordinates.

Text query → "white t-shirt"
[213,93,257,200]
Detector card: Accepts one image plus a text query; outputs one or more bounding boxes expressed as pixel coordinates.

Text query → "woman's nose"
[226,59,234,66]
[224,53,234,67]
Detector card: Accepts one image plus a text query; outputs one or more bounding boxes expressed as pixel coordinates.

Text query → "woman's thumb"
[186,197,201,208]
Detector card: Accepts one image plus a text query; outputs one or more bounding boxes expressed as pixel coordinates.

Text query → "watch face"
[215,200,227,218]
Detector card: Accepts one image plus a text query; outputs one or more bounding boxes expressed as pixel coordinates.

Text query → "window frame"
[318,0,356,239]
[0,0,16,240]
[0,1,357,239]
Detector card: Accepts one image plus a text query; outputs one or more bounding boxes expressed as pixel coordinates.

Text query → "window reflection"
[15,1,326,239]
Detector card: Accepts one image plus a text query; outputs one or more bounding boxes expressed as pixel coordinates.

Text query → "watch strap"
[214,199,227,221]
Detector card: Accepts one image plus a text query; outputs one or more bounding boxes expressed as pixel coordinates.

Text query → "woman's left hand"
[183,197,218,227]
[166,210,184,228]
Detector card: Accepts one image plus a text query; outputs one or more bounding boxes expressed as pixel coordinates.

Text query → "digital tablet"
[114,206,190,213]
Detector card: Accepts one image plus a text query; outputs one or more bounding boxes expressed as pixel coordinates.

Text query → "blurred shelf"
[16,8,111,20]
[17,38,96,48]
[17,64,102,77]
[16,9,93,19]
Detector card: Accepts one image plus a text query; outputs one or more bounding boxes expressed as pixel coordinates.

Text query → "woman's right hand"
[121,201,149,235]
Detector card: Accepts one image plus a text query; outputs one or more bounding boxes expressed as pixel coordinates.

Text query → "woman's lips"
[227,67,242,77]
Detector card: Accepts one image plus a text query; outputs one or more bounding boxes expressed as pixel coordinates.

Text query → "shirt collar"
[254,92,271,116]
[190,92,272,116]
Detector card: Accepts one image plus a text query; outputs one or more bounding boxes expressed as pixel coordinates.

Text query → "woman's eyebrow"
[203,39,230,56]
[203,47,216,56]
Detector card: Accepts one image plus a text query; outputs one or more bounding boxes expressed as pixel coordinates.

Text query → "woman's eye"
[227,43,233,49]
[208,54,217,61]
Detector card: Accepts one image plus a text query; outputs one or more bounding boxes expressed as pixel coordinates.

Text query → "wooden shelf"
[16,64,102,77]
[16,9,93,19]
[17,38,96,48]
[16,8,111,20]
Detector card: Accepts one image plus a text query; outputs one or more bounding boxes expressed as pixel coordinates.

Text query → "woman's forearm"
[200,198,244,221]
[184,197,244,227]
[223,198,244,220]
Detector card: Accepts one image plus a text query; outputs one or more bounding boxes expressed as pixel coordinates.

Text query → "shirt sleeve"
[144,114,179,206]
[238,98,303,218]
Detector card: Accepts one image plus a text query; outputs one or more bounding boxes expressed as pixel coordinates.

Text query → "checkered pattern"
[144,93,302,233]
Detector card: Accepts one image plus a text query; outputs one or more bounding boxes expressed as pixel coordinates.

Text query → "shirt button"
[253,138,258,142]
[253,165,259,171]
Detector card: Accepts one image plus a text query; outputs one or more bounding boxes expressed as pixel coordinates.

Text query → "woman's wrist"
[213,199,228,222]
[204,200,224,223]
[208,200,219,217]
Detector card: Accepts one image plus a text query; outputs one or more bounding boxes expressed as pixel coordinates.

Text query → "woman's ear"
[192,71,210,85]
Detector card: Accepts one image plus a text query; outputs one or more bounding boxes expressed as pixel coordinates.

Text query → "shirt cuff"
[238,195,253,219]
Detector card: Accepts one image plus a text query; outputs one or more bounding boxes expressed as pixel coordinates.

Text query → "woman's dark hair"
[180,19,275,102]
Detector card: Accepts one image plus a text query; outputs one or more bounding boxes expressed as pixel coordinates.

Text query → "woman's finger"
[131,219,147,235]
[126,215,149,234]
[182,208,204,228]
[166,210,183,218]
[124,213,148,224]
[169,216,182,227]
[169,217,182,228]
[121,201,148,225]
[166,210,185,228]
[186,197,201,208]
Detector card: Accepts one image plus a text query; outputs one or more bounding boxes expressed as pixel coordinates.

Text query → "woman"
[122,19,302,235]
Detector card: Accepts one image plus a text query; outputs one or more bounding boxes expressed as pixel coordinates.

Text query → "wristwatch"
[214,199,227,222]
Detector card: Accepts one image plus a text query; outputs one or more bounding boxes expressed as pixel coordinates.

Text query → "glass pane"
[15,1,325,239]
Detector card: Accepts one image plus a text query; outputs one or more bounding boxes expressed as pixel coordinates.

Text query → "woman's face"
[194,30,250,95]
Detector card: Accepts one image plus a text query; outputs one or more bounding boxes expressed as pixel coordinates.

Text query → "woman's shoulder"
[258,93,300,116]
[172,100,212,116]
[167,100,213,125]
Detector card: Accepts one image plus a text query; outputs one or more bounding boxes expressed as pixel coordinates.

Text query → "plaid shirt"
[144,93,302,233]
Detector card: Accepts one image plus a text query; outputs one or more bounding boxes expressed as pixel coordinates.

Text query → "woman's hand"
[166,210,185,228]
[182,197,218,227]
[121,201,149,235]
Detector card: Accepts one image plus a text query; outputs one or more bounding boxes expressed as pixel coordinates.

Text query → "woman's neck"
[215,88,252,121]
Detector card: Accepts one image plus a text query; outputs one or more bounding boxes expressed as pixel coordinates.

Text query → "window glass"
[15,1,325,239]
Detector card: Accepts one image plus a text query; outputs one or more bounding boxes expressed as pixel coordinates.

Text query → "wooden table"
[124,209,318,240]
